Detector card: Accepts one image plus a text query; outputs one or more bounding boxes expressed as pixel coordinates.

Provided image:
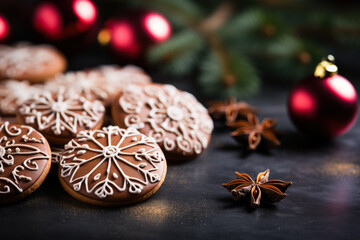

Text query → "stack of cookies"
[0,43,213,206]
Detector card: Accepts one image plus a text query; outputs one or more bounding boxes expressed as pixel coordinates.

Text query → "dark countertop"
[1,83,360,240]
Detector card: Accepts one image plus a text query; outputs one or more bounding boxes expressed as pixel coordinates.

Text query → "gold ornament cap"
[314,55,338,78]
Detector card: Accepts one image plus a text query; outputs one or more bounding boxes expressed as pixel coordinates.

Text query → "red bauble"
[0,14,10,43]
[98,9,171,63]
[32,0,98,50]
[288,56,358,138]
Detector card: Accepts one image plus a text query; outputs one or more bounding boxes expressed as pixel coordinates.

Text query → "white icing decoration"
[94,173,101,181]
[0,80,43,115]
[22,127,45,144]
[18,88,105,135]
[45,71,111,102]
[60,126,164,199]
[119,84,214,155]
[0,44,59,79]
[44,65,151,105]
[99,65,151,89]
[0,122,50,194]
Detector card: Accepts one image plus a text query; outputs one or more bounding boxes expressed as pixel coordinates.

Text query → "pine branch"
[127,0,360,98]
[199,51,260,99]
[148,30,205,74]
[133,0,205,27]
[254,40,325,82]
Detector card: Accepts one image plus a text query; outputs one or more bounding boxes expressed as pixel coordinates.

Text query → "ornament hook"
[314,55,338,78]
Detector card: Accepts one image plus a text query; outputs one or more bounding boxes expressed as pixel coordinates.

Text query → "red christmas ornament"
[0,14,10,43]
[288,55,358,138]
[98,9,171,63]
[32,0,98,50]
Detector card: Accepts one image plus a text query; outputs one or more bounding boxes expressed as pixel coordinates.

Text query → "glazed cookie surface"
[0,80,43,116]
[97,65,151,88]
[59,126,167,206]
[112,84,214,161]
[45,65,151,107]
[0,44,66,83]
[0,122,51,204]
[17,89,105,145]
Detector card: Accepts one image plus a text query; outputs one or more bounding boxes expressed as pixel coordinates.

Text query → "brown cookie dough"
[0,44,66,83]
[16,88,105,145]
[112,84,214,161]
[0,80,43,116]
[0,122,51,204]
[59,126,167,206]
[45,65,151,108]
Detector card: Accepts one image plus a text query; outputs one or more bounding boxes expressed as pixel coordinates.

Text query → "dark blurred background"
[1,0,360,99]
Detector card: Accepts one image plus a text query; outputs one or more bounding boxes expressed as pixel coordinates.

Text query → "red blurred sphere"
[0,14,10,43]
[32,0,98,50]
[99,10,171,63]
[288,74,358,138]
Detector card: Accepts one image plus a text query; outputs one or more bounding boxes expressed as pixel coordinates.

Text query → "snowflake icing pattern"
[0,122,50,194]
[46,71,112,103]
[0,80,42,114]
[60,126,165,199]
[19,89,105,135]
[120,84,213,154]
[0,45,56,77]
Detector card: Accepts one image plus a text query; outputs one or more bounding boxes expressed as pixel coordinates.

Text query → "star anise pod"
[222,169,292,208]
[207,97,257,123]
[227,113,280,150]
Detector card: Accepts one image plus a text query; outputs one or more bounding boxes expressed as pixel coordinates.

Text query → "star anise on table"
[222,169,292,209]
[227,113,280,150]
[207,97,257,123]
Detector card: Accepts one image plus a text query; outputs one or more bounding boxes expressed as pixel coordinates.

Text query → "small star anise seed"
[207,97,257,123]
[227,113,280,150]
[222,169,292,209]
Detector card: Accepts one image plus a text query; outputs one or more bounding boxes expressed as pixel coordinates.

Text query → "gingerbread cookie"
[45,71,114,107]
[45,65,151,108]
[97,65,151,87]
[0,122,51,204]
[0,44,66,83]
[17,88,105,145]
[0,80,43,116]
[112,84,214,161]
[59,126,167,206]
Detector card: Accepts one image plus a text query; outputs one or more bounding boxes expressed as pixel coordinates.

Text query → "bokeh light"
[144,13,171,42]
[0,15,9,41]
[73,0,97,24]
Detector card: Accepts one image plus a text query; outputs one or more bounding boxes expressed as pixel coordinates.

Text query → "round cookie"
[0,79,43,116]
[45,65,151,108]
[96,65,151,88]
[45,71,114,108]
[17,88,105,145]
[112,84,214,161]
[59,126,167,206]
[0,44,66,83]
[0,122,51,204]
